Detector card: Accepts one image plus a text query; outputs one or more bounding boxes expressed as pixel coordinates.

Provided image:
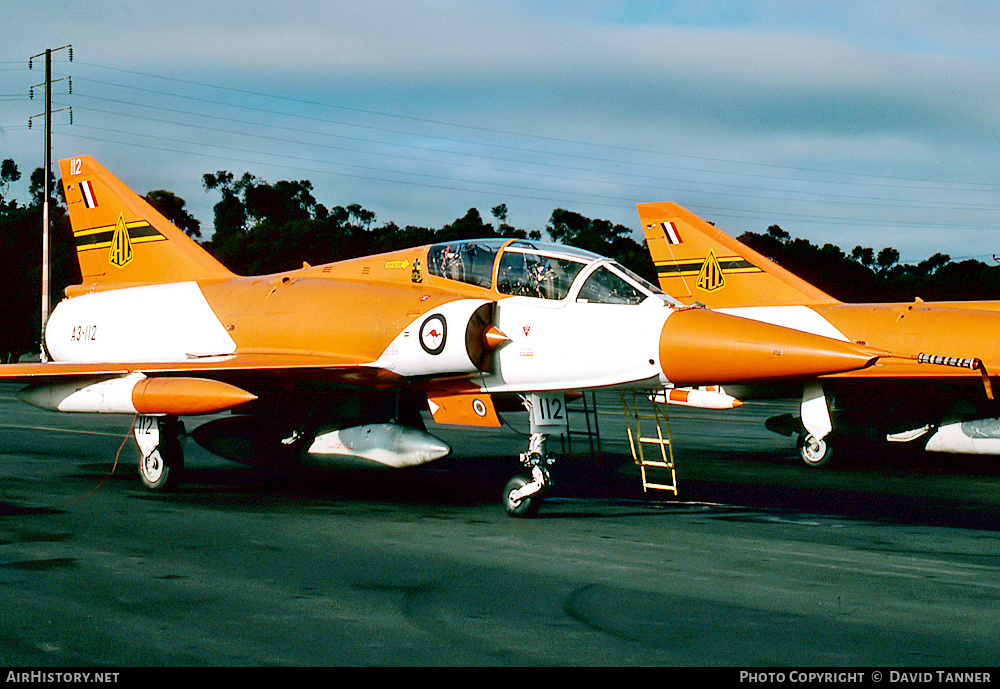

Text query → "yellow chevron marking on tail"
[108,214,134,268]
[696,251,725,292]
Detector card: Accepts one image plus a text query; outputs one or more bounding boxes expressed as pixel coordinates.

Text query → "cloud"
[22,1,1000,144]
[5,1,1000,260]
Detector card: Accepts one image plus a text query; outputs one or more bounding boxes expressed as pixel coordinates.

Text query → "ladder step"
[622,389,678,496]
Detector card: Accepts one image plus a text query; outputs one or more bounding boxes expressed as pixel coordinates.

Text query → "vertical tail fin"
[59,156,234,293]
[638,202,838,308]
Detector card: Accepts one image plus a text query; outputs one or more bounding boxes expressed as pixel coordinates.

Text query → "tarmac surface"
[1,386,999,666]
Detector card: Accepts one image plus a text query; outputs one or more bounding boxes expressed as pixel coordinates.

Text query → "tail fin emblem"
[108,213,134,268]
[80,180,98,208]
[662,221,682,244]
[697,251,725,292]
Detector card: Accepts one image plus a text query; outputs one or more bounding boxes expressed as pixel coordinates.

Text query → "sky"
[4,1,1000,264]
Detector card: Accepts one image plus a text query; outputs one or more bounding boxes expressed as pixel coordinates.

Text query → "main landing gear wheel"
[136,416,185,491]
[797,432,834,468]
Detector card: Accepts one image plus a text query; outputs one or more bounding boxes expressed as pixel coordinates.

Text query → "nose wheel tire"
[503,475,543,518]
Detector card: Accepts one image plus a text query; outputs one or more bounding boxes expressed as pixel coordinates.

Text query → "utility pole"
[29,45,72,363]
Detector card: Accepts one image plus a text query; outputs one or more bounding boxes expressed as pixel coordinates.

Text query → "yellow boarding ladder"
[620,390,677,494]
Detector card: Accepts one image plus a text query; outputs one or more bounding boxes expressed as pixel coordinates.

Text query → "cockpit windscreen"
[496,248,588,300]
[427,242,499,288]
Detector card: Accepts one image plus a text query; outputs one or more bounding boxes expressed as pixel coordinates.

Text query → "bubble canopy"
[426,239,675,306]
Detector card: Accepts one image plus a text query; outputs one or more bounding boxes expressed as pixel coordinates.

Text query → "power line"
[55,128,1000,234]
[2,57,992,249]
[67,111,1000,215]
[56,129,636,212]
[68,89,1000,203]
[74,60,1000,191]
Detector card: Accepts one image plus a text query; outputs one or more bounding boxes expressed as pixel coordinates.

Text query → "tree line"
[2,156,999,361]
[738,224,1000,303]
[196,169,655,279]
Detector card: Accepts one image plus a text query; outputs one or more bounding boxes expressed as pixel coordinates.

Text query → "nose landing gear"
[503,432,554,517]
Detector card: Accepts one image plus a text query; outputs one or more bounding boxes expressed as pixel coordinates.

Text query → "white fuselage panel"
[718,305,848,342]
[46,282,236,363]
[483,296,668,392]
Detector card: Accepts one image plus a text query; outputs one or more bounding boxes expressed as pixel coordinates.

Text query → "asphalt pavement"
[1,387,999,666]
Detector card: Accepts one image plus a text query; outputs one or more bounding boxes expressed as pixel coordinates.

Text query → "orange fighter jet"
[0,157,939,515]
[640,202,1000,466]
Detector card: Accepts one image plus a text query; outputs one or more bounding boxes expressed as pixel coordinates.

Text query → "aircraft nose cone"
[659,308,881,386]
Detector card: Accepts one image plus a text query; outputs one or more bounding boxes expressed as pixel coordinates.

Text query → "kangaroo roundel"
[419,314,447,355]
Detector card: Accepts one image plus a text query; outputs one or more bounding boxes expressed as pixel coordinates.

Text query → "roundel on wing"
[419,314,447,355]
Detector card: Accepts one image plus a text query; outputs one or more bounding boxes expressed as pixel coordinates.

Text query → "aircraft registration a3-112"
[0,156,945,516]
